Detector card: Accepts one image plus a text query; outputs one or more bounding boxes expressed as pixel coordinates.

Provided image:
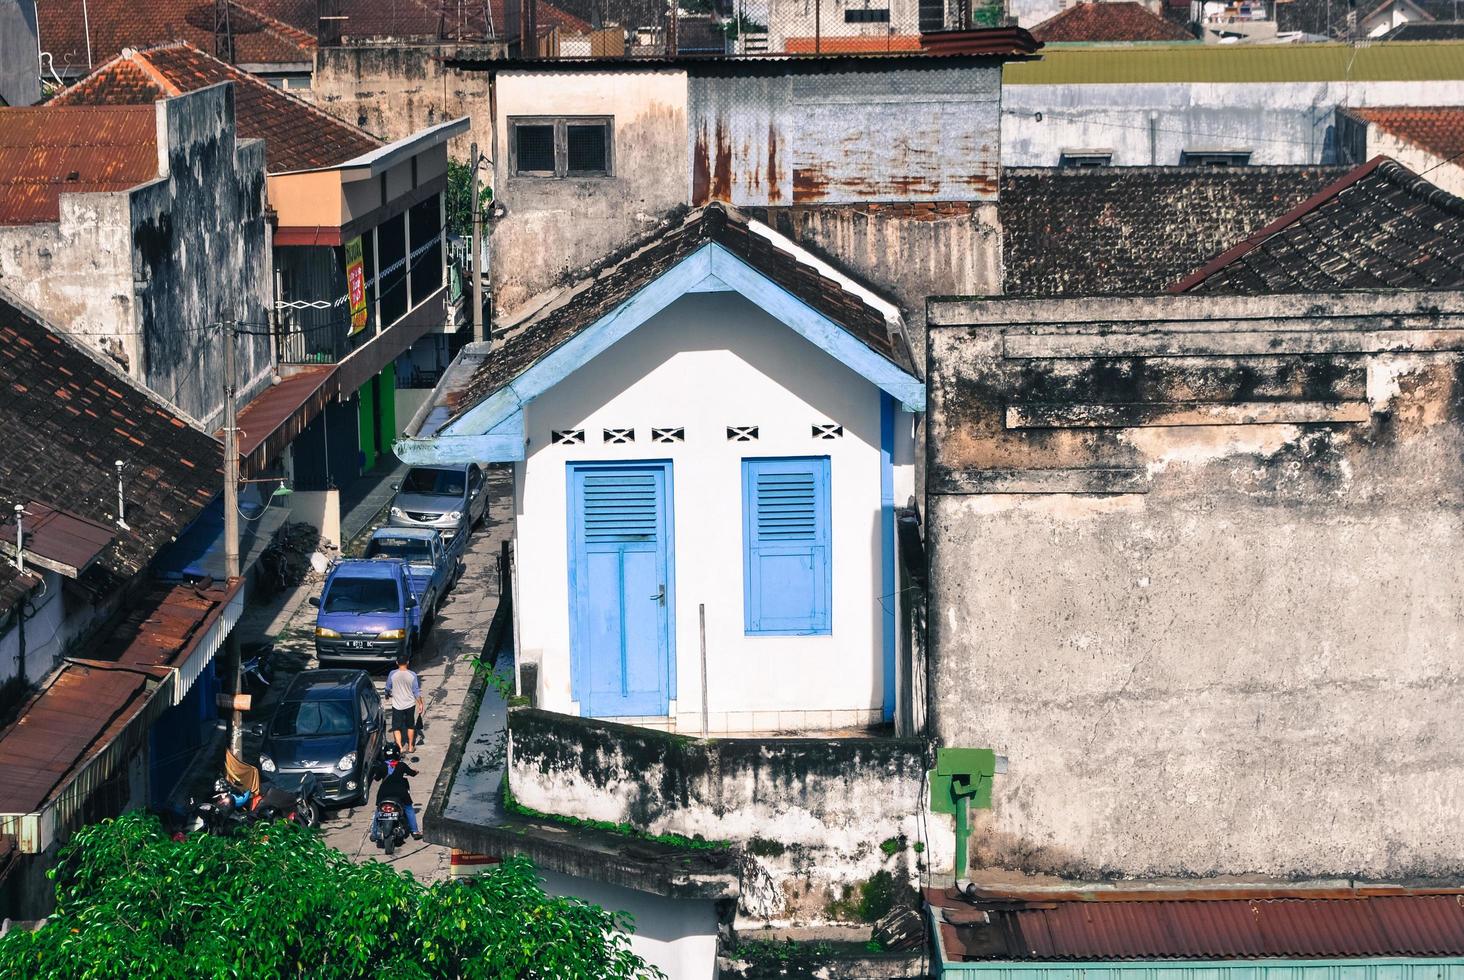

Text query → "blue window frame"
[742,456,832,635]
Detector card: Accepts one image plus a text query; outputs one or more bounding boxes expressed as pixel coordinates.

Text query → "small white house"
[398,204,923,733]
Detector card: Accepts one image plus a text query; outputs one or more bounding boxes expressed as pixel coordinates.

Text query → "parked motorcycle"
[182,779,254,836]
[250,772,322,828]
[373,800,409,856]
[240,642,274,704]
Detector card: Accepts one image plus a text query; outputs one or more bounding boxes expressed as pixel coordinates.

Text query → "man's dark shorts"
[391,707,415,736]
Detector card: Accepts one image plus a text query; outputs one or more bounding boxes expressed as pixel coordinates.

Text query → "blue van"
[310,559,417,667]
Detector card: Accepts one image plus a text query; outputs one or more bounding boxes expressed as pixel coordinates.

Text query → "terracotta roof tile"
[249,0,590,37]
[1171,157,1464,293]
[1348,105,1464,165]
[1001,165,1344,296]
[52,43,382,173]
[0,293,222,589]
[0,105,158,224]
[1031,2,1195,42]
[36,0,315,78]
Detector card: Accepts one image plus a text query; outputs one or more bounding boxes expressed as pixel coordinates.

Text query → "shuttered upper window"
[582,472,657,541]
[742,457,831,635]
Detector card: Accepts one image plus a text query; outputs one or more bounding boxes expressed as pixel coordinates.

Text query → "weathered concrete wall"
[689,64,1000,207]
[490,68,689,316]
[311,44,498,157]
[132,83,272,427]
[508,707,932,924]
[0,85,270,427]
[0,193,137,372]
[0,0,40,107]
[753,201,1002,359]
[1003,80,1464,167]
[923,292,1464,880]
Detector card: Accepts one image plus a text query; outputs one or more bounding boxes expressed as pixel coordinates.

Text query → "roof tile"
[1031,2,1195,42]
[0,105,158,224]
[1348,105,1464,166]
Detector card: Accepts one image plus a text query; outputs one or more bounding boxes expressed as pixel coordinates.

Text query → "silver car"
[387,464,488,544]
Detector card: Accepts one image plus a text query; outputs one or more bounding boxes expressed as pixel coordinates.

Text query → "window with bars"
[511,117,613,177]
[742,457,832,636]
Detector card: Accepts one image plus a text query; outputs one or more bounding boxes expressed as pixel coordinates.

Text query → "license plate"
[346,640,369,649]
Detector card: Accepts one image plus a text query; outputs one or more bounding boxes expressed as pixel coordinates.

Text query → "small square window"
[514,124,556,174]
[845,7,890,20]
[567,123,609,175]
[812,423,843,440]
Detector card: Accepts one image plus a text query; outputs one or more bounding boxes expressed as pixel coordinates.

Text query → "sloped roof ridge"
[229,0,321,51]
[134,41,384,148]
[1168,156,1464,292]
[0,284,216,435]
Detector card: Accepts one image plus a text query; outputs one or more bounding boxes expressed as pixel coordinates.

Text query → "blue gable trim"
[880,393,896,723]
[400,241,926,462]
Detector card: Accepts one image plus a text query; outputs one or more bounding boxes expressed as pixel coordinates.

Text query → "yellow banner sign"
[346,236,368,335]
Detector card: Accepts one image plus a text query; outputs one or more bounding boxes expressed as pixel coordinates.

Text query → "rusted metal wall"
[688,64,1001,207]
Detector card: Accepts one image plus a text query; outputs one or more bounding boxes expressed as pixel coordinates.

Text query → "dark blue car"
[259,669,384,807]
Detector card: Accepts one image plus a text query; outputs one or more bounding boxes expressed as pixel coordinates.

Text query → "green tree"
[445,160,489,241]
[0,812,661,980]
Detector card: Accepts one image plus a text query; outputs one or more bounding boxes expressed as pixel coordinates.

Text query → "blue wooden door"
[570,464,672,717]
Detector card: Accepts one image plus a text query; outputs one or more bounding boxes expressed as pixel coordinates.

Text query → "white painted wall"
[1003,80,1464,166]
[537,869,719,980]
[0,570,66,684]
[1362,125,1464,197]
[513,290,914,732]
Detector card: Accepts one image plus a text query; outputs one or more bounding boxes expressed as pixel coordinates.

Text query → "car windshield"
[322,576,398,614]
[401,467,465,498]
[271,699,353,737]
[365,537,433,563]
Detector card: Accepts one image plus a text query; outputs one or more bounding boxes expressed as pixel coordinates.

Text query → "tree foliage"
[445,161,488,242]
[0,812,662,980]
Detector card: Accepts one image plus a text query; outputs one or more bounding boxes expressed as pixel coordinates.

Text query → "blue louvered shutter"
[743,457,831,635]
[582,472,658,542]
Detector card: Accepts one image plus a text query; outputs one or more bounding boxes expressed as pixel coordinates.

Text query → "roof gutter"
[336,117,471,183]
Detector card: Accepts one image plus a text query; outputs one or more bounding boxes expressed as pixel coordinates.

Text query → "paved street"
[230,466,514,882]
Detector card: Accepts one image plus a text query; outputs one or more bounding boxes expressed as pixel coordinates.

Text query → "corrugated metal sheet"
[688,65,1001,207]
[0,105,158,224]
[929,888,1464,963]
[0,501,114,578]
[1004,40,1464,85]
[230,364,339,475]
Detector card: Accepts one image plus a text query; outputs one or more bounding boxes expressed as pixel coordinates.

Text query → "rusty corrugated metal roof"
[0,578,239,815]
[0,105,159,224]
[928,887,1464,962]
[0,501,114,578]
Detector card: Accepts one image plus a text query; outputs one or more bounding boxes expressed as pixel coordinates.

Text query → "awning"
[228,364,339,477]
[154,496,292,582]
[0,501,114,578]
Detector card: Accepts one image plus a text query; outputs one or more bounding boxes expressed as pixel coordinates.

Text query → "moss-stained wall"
[924,291,1464,880]
[507,707,932,924]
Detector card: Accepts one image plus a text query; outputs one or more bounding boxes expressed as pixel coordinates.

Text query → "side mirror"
[406,596,418,608]
[248,722,266,738]
[308,595,320,607]
[391,482,401,491]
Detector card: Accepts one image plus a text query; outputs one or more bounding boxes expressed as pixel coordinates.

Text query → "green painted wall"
[358,377,377,473]
[379,363,397,455]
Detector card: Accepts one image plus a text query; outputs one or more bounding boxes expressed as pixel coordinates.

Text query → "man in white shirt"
[386,653,423,756]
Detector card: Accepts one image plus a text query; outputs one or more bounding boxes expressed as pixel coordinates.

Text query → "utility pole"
[470,141,485,344]
[223,320,243,759]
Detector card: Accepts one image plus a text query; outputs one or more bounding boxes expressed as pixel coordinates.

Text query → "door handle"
[650,585,665,603]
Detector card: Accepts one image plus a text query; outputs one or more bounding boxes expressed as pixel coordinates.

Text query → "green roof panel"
[1005,41,1464,85]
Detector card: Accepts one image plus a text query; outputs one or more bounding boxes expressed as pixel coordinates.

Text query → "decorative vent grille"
[583,472,657,541]
[552,429,585,445]
[603,428,635,444]
[727,425,759,442]
[651,427,685,443]
[812,423,843,440]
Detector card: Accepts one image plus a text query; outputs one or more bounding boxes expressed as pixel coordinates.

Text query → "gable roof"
[0,105,159,224]
[36,0,317,77]
[1170,157,1464,294]
[1031,2,1195,42]
[0,291,222,592]
[400,204,922,460]
[1000,165,1345,296]
[929,887,1464,963]
[51,43,382,173]
[1345,105,1464,167]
